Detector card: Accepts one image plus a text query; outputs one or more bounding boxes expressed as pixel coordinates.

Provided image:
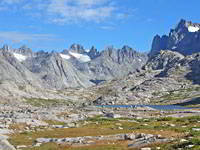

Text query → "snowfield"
[13,53,27,62]
[188,26,200,32]
[69,52,91,62]
[60,52,91,62]
[60,54,71,60]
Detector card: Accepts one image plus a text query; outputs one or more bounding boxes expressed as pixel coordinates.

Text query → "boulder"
[0,140,16,150]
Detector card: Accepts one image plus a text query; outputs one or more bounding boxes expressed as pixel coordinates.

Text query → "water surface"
[96,105,194,110]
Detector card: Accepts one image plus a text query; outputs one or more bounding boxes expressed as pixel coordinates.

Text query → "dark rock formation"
[150,19,200,57]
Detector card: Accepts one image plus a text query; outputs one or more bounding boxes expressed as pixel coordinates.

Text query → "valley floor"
[0,101,200,150]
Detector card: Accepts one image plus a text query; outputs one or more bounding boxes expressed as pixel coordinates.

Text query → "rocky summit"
[150,19,200,56]
[0,19,200,150]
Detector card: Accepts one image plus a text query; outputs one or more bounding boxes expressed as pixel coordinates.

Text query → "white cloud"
[75,0,108,6]
[22,3,33,10]
[46,0,116,23]
[0,0,131,24]
[0,31,56,43]
[0,0,24,11]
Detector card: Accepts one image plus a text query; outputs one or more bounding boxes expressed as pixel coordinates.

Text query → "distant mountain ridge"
[0,44,147,93]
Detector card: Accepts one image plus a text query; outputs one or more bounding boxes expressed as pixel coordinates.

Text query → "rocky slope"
[150,19,200,56]
[79,45,147,81]
[23,52,93,89]
[89,50,200,105]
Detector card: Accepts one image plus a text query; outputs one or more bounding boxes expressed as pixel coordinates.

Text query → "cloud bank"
[0,0,128,24]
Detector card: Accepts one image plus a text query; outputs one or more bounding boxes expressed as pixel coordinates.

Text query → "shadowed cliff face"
[150,19,200,57]
[184,53,200,84]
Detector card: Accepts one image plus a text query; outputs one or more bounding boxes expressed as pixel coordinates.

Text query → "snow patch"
[13,53,27,62]
[69,52,91,62]
[172,46,177,50]
[85,49,90,53]
[60,54,71,60]
[188,26,200,32]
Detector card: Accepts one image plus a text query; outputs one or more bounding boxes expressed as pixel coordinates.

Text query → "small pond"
[96,105,195,110]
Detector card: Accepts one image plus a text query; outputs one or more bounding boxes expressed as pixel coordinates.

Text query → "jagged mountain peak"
[171,19,200,34]
[87,46,100,59]
[15,45,33,56]
[1,44,12,51]
[69,43,85,54]
[0,45,33,62]
[1,44,33,54]
[121,45,140,55]
[175,19,187,31]
[19,45,32,52]
[176,19,200,29]
[122,45,132,51]
[101,46,115,55]
[104,45,115,51]
[150,19,200,57]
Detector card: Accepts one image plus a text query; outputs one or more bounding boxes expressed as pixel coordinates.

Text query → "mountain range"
[0,19,200,103]
[0,42,147,101]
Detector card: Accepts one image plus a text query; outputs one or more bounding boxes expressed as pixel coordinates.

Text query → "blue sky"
[0,0,199,52]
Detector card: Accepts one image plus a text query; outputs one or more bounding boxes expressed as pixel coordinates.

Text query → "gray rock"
[0,134,8,141]
[124,134,136,140]
[105,113,121,119]
[36,138,51,143]
[192,128,200,131]
[16,145,27,149]
[0,140,16,150]
[141,148,151,150]
[0,129,13,135]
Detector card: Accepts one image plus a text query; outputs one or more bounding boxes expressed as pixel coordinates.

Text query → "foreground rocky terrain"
[0,101,200,150]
